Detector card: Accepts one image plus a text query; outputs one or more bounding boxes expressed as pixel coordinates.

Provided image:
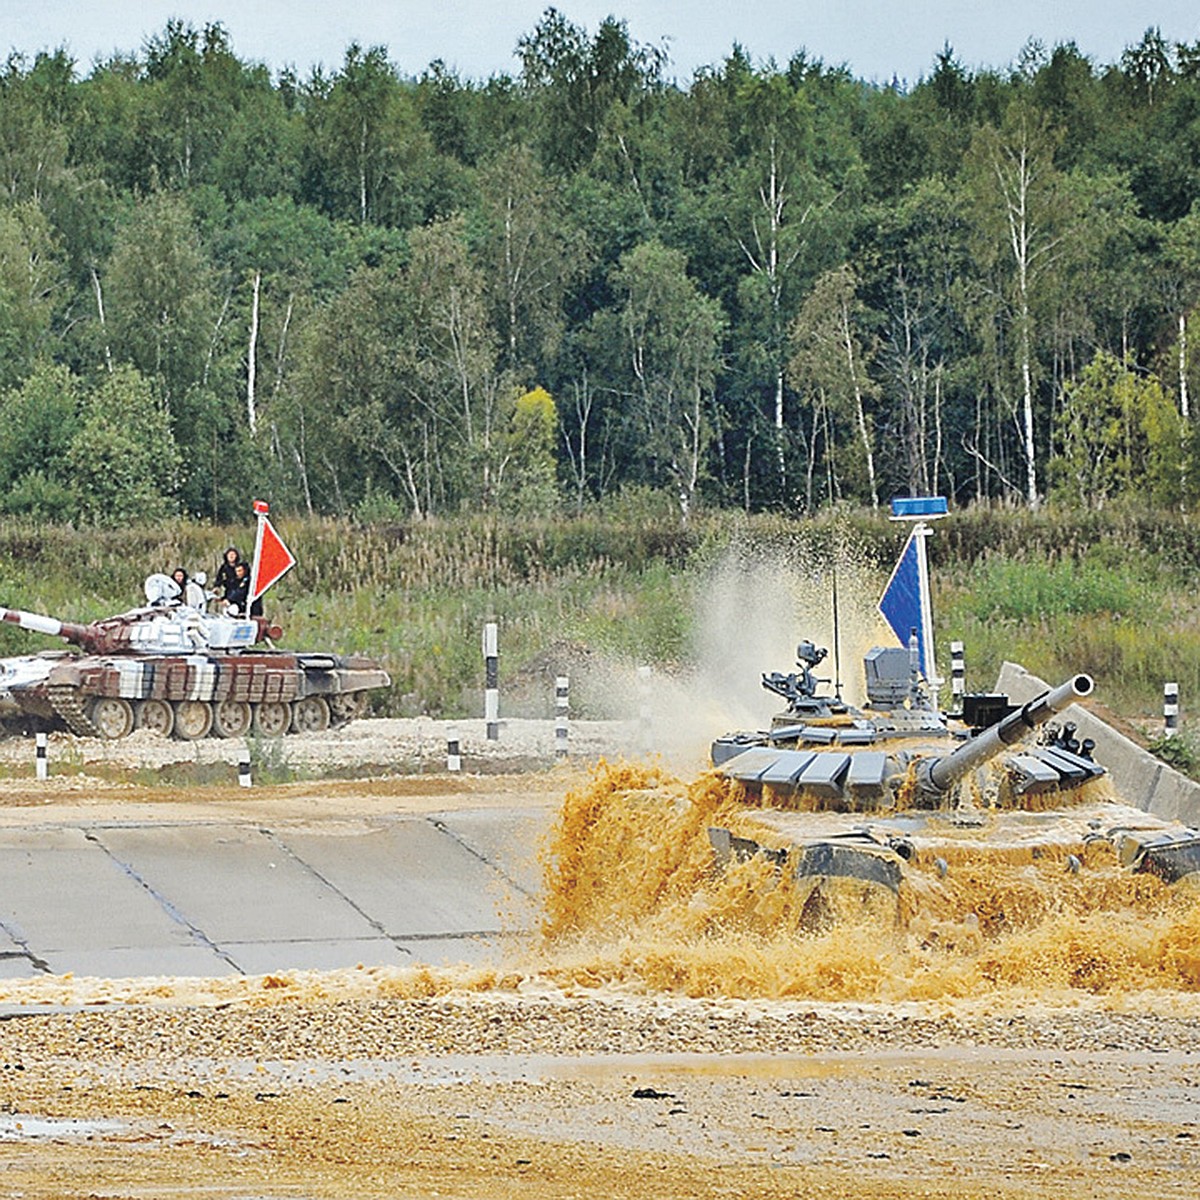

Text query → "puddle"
[0,1113,130,1141]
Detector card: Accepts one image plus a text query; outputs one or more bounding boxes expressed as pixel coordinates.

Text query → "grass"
[1146,730,1200,776]
[1,503,1199,729]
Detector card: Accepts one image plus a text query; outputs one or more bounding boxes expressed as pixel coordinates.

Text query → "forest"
[1,10,1199,523]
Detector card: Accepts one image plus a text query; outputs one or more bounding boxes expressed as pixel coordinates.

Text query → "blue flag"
[879,528,934,681]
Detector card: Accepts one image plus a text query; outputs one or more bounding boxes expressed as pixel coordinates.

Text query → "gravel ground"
[2,989,1199,1199]
[0,715,652,775]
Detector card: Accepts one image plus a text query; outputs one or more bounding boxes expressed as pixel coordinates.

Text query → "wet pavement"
[0,808,548,979]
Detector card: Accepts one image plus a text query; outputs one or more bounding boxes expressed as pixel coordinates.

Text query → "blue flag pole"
[878,522,939,708]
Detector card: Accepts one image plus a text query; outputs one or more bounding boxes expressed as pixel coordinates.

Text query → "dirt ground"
[1,721,1198,1198]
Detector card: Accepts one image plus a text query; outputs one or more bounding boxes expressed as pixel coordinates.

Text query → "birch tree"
[787,265,880,508]
[965,103,1076,506]
[603,240,725,519]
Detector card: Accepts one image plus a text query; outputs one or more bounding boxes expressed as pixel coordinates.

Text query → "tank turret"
[0,580,389,740]
[711,642,1104,808]
[0,602,270,656]
[915,674,1095,799]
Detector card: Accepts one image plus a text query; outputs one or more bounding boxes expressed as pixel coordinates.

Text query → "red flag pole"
[247,499,270,611]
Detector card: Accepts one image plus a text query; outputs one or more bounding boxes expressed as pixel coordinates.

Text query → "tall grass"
[0,504,1197,720]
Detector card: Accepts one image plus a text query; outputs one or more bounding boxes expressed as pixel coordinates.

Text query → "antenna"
[831,544,843,700]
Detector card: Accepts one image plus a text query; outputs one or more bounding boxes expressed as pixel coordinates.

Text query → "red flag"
[249,515,296,602]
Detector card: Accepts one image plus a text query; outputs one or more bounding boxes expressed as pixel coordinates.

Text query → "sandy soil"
[1,722,1198,1198]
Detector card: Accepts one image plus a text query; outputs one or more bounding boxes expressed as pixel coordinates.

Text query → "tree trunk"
[246,269,260,437]
[271,294,295,406]
[1020,309,1038,505]
[839,294,878,508]
[1180,311,1190,420]
[359,116,369,224]
[90,267,113,373]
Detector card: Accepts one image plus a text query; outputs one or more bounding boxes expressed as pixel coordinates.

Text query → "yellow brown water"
[537,760,1200,1002]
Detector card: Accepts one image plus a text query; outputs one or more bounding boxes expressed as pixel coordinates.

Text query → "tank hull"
[0,649,389,739]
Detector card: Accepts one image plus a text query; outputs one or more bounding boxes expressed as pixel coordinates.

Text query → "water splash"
[537,761,1200,1003]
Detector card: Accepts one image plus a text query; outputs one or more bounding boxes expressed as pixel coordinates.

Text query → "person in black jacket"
[223,561,263,617]
[223,561,249,614]
[215,546,242,600]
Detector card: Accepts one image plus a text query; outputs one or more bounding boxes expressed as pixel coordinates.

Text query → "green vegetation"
[1147,730,1200,776]
[1,507,1198,731]
[2,19,1200,521]
[3,15,1200,756]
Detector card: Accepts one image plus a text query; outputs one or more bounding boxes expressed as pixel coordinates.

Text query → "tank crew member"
[215,546,242,600]
[223,561,264,618]
[170,567,189,599]
[223,562,248,614]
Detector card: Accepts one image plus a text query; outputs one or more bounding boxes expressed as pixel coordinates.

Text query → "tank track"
[43,687,370,740]
[48,683,101,738]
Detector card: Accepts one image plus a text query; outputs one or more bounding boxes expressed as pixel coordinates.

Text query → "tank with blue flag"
[709,497,1106,810]
[698,497,1185,909]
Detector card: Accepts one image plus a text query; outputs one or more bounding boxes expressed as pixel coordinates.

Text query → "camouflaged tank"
[0,576,389,740]
[710,639,1105,808]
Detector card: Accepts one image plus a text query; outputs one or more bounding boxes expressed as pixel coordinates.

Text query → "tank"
[700,500,1200,909]
[711,639,1105,808]
[0,575,390,740]
[705,637,1130,896]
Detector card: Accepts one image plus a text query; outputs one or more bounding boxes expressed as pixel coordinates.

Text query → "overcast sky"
[5,1,1199,86]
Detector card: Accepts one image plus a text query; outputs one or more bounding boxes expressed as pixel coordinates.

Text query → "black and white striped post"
[483,621,500,741]
[237,742,252,788]
[447,726,462,772]
[555,675,569,759]
[35,732,47,781]
[950,641,965,710]
[1164,682,1180,739]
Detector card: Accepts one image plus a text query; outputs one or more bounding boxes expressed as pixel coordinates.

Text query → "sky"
[5,1,1200,86]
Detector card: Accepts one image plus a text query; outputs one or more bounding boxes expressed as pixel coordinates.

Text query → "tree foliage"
[1050,351,1186,508]
[1,15,1200,522]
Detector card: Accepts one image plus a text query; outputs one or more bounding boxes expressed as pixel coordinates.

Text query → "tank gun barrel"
[0,607,93,649]
[919,674,1094,796]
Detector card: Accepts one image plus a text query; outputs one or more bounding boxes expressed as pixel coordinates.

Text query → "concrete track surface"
[0,765,561,983]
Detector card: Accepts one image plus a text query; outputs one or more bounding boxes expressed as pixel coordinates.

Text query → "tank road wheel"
[291,696,331,735]
[88,697,134,740]
[134,698,175,738]
[173,699,214,740]
[329,691,368,726]
[253,701,291,737]
[212,700,252,739]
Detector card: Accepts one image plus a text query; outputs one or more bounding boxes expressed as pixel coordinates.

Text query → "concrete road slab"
[395,932,534,968]
[95,825,387,947]
[0,805,549,979]
[35,945,234,980]
[276,817,518,938]
[0,828,198,956]
[431,807,551,897]
[221,937,409,975]
[0,952,42,979]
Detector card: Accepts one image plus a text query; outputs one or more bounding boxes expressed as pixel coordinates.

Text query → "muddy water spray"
[538,762,1200,1002]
